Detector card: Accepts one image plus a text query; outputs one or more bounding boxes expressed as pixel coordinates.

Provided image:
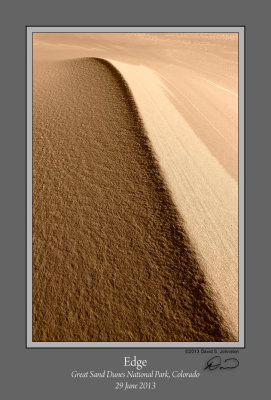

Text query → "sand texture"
[33,34,238,342]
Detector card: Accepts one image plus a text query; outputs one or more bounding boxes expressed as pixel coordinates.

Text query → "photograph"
[30,30,242,345]
[4,0,271,393]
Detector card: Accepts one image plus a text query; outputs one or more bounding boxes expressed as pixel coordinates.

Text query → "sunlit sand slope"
[111,60,238,339]
[33,58,234,342]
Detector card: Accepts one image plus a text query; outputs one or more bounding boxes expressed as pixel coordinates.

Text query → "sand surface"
[33,34,238,342]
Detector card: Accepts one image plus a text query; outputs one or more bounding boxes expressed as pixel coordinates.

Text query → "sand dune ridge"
[33,57,235,342]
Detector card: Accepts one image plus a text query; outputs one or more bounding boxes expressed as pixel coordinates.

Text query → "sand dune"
[110,60,238,338]
[33,57,235,342]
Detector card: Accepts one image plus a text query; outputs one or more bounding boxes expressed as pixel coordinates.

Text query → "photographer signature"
[204,356,239,371]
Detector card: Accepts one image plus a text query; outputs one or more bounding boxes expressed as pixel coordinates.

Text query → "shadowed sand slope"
[33,57,234,342]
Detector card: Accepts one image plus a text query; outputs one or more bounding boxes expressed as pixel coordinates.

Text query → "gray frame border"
[27,26,245,348]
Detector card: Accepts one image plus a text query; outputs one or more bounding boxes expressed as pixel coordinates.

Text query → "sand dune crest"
[33,57,235,342]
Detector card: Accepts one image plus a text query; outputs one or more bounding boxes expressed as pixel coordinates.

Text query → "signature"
[204,356,239,371]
